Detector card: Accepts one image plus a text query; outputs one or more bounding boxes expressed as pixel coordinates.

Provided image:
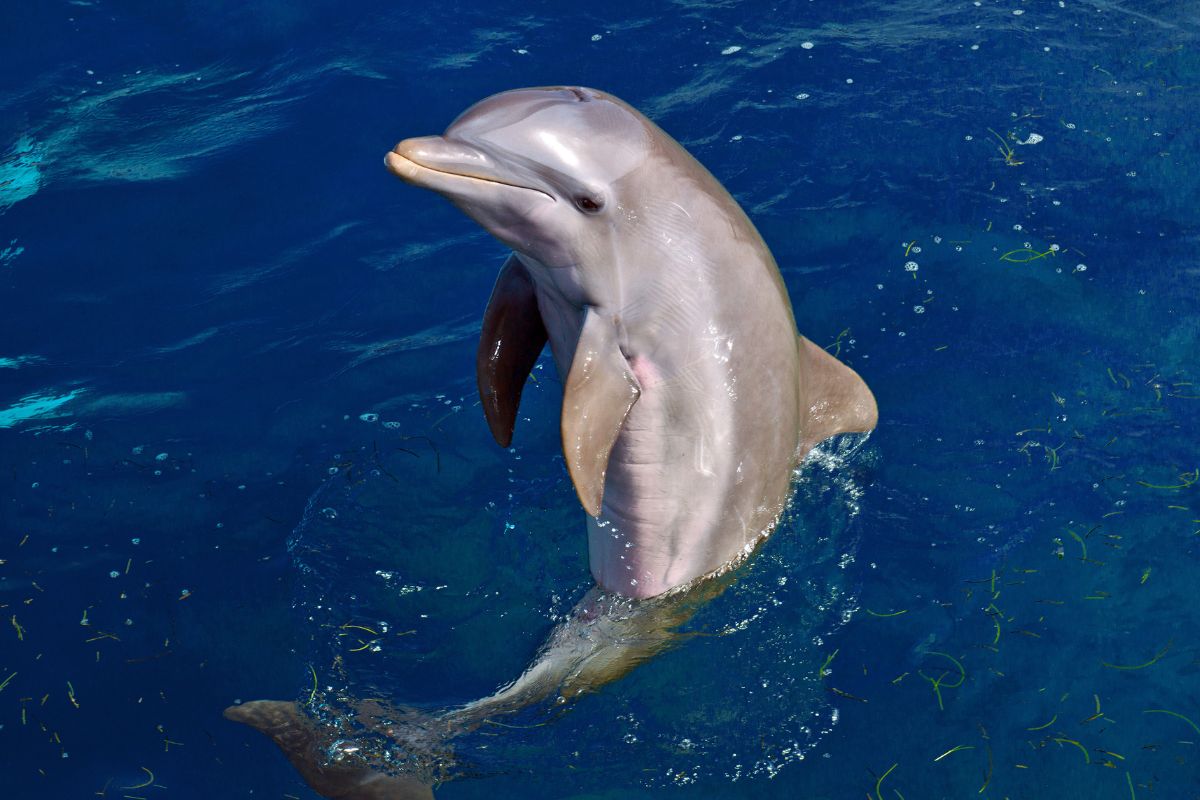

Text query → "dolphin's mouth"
[385,141,554,202]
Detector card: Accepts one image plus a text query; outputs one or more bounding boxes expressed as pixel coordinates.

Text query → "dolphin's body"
[388,86,876,598]
[227,86,876,798]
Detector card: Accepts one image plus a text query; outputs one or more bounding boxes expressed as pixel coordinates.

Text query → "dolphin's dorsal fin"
[561,309,641,516]
[477,254,549,447]
[797,336,878,456]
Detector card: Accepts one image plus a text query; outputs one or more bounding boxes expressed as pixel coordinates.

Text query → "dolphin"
[227,86,877,797]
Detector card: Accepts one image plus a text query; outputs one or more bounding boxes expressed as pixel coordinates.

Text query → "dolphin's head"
[385,87,653,270]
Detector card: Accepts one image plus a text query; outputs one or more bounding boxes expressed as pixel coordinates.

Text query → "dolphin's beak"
[384,137,552,201]
[383,141,422,183]
[385,136,489,184]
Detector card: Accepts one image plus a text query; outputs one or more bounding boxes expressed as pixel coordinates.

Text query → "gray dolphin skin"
[227,86,877,798]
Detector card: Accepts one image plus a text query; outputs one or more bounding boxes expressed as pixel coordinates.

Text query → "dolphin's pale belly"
[529,260,802,600]
[587,353,757,599]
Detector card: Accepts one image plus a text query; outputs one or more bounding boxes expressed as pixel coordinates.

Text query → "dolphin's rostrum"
[228,86,878,798]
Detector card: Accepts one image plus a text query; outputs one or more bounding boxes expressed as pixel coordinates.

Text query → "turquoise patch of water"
[0,135,43,211]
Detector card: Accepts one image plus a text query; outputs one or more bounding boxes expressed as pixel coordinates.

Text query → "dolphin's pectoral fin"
[561,309,641,516]
[797,336,879,455]
[223,701,434,800]
[477,254,549,448]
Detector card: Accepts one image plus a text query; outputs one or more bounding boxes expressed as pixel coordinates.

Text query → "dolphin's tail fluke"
[224,700,436,800]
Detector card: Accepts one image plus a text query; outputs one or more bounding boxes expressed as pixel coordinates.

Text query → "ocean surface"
[2,1,1199,798]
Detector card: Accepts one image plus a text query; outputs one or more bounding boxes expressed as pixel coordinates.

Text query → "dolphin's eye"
[575,195,603,214]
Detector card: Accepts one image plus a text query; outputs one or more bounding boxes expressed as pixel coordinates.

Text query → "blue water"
[2,1,1198,797]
